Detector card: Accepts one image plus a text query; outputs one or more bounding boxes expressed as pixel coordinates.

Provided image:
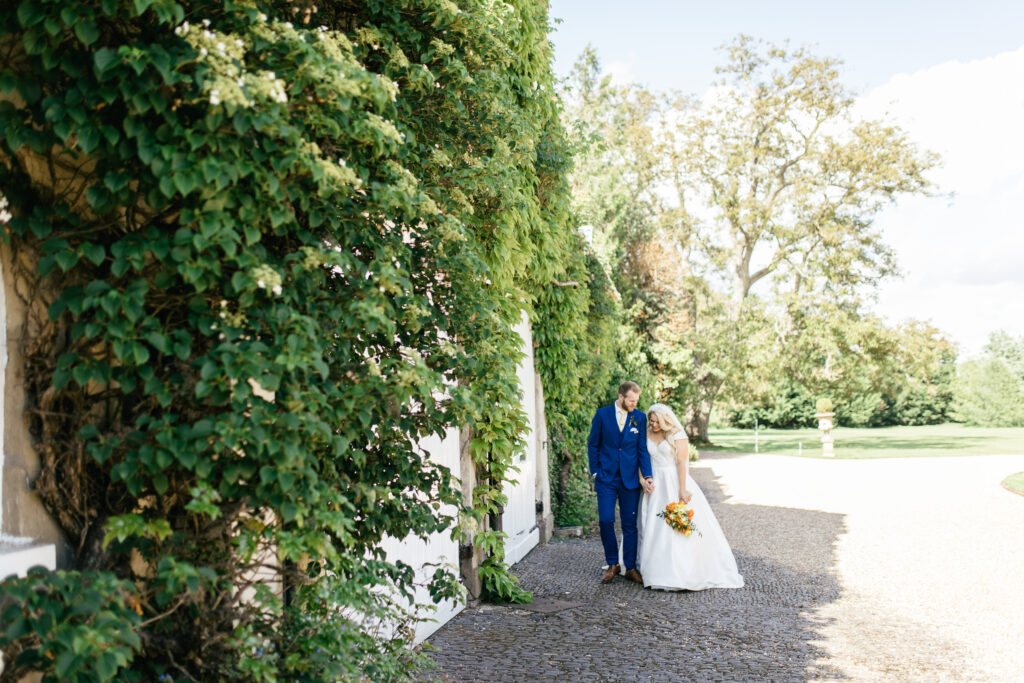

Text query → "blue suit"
[588,403,653,570]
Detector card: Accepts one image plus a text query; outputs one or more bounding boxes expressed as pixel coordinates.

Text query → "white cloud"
[603,54,639,86]
[856,45,1024,356]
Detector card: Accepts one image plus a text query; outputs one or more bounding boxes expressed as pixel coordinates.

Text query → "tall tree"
[660,36,939,440]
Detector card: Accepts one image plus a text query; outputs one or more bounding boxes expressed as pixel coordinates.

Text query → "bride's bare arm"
[674,436,692,503]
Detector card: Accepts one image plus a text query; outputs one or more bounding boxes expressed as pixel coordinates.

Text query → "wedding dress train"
[636,433,744,591]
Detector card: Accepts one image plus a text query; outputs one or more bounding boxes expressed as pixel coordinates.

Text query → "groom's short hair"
[618,381,640,396]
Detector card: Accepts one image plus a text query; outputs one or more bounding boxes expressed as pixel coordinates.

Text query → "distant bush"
[952,357,1024,427]
[951,331,1024,427]
[726,381,816,429]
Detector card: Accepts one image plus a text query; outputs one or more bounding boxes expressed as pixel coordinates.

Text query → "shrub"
[552,468,598,528]
[952,358,1024,426]
[0,569,141,682]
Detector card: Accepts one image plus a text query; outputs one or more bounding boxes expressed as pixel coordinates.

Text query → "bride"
[636,403,744,591]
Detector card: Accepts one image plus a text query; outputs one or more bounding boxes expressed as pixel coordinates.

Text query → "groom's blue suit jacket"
[588,404,653,489]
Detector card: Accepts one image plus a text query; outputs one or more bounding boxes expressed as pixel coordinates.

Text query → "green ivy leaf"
[55,249,80,272]
[0,72,16,94]
[74,20,99,46]
[132,0,154,17]
[94,47,120,75]
[81,242,105,266]
[78,126,101,154]
[16,1,44,27]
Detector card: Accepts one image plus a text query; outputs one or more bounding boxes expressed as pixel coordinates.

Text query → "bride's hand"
[679,490,692,504]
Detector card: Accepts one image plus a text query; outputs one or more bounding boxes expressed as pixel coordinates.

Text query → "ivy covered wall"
[0,0,611,680]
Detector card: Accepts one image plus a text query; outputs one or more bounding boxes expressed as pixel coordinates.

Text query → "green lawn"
[1003,472,1024,495]
[703,424,1024,459]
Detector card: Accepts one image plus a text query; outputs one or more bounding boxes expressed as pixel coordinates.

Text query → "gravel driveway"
[425,452,1024,682]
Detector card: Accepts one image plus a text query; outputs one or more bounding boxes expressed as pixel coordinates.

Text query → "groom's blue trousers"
[595,479,641,569]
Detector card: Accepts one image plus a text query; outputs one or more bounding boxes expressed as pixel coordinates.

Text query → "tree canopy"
[562,37,946,441]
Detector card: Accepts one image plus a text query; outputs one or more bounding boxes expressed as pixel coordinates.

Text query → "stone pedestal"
[815,412,835,457]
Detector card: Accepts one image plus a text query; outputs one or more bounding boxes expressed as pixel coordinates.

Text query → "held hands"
[642,477,655,495]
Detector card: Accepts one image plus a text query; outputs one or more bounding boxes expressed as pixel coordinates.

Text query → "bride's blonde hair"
[647,403,686,440]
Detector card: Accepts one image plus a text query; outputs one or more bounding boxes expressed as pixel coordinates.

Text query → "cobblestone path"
[424,452,1024,682]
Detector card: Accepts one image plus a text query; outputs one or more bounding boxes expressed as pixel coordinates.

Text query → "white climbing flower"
[174,21,190,37]
[209,89,221,105]
[251,264,283,296]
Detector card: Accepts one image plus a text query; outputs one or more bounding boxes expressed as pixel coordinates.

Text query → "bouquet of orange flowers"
[658,501,700,536]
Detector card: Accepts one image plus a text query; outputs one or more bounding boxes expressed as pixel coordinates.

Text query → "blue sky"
[548,1,1024,356]
[548,0,1024,95]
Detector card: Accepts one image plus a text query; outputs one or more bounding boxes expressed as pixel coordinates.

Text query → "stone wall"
[0,242,70,567]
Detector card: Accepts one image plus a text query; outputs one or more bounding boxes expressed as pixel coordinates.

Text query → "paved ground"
[423,452,1024,682]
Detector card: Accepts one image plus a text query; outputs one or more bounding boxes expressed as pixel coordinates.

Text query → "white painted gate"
[378,427,464,643]
[501,313,539,566]
[379,313,540,641]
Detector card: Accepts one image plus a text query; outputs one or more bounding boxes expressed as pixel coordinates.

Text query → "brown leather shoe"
[624,568,644,584]
[601,564,620,583]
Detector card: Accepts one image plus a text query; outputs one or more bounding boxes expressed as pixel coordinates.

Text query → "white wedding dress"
[636,432,744,590]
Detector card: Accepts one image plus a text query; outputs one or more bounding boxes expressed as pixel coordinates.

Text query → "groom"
[588,381,654,584]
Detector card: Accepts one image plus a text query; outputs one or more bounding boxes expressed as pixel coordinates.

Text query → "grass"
[1002,472,1024,495]
[703,423,1024,459]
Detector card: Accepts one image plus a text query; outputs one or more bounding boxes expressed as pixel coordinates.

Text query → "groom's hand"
[642,477,655,494]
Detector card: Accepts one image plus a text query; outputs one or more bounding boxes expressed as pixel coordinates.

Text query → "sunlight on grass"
[1002,472,1024,495]
[704,424,1024,459]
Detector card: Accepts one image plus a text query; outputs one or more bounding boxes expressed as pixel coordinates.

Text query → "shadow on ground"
[422,466,849,682]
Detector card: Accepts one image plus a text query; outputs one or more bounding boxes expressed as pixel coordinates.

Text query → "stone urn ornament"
[814,398,835,457]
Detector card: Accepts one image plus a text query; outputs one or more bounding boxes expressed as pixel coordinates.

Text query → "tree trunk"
[685,394,715,445]
[686,408,710,444]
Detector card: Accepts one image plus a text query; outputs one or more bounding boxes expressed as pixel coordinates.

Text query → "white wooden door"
[378,427,464,643]
[501,313,539,566]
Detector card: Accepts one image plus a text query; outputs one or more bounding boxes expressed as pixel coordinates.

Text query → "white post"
[754,418,758,454]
